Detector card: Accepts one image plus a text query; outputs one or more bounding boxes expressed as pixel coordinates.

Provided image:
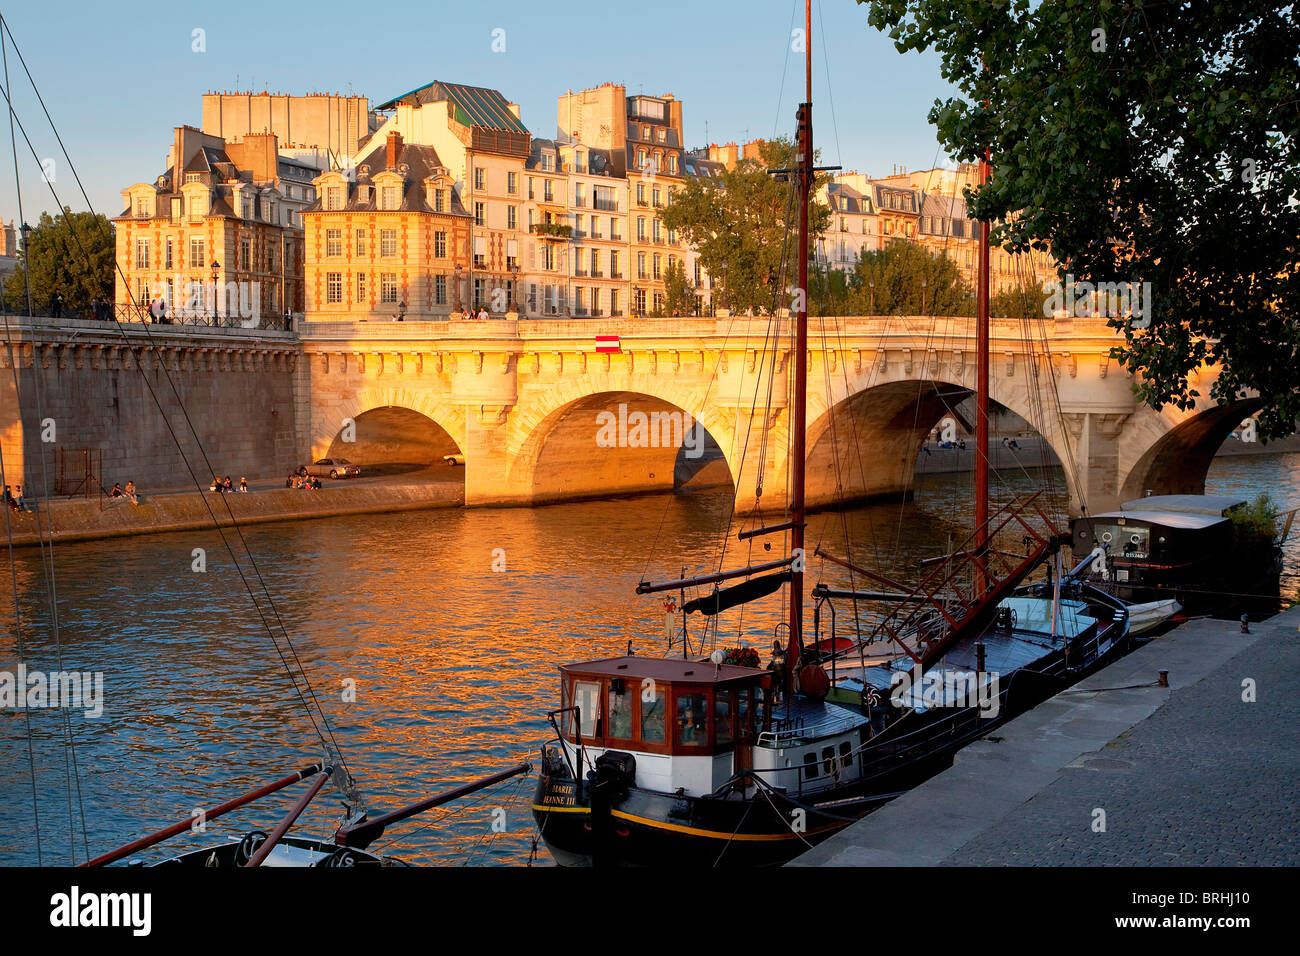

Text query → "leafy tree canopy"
[662,258,696,316]
[850,238,973,316]
[4,209,115,316]
[660,138,831,315]
[864,0,1300,437]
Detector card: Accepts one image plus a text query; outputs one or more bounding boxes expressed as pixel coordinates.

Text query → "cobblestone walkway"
[954,622,1300,865]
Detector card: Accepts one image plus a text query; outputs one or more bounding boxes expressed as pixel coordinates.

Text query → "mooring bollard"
[1240,614,1250,634]
[1157,671,1169,687]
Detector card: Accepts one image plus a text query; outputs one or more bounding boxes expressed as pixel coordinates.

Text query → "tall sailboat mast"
[787,0,813,697]
[974,147,991,590]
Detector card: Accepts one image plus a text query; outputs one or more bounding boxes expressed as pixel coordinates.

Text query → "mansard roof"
[375,80,529,134]
[302,141,470,217]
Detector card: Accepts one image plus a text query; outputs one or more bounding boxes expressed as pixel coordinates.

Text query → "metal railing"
[103,303,297,331]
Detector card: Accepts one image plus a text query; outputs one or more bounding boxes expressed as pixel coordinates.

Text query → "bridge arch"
[1118,397,1262,503]
[311,386,466,472]
[504,376,739,505]
[783,371,1079,512]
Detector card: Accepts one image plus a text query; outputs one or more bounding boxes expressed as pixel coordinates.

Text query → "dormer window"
[357,184,371,204]
[380,185,400,210]
[134,195,152,218]
[326,186,344,210]
[434,189,445,213]
[184,173,201,184]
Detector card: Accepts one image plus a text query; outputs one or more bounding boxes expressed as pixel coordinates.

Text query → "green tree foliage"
[1229,492,1279,551]
[662,258,696,316]
[660,138,831,315]
[850,239,973,315]
[3,209,115,316]
[990,279,1048,319]
[863,0,1300,438]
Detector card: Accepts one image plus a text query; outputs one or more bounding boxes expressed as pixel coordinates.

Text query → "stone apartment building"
[114,126,316,320]
[357,80,533,317]
[876,164,1058,294]
[302,131,472,320]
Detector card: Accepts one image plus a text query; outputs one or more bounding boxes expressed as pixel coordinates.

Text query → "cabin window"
[839,741,853,771]
[736,689,753,738]
[574,681,600,738]
[714,692,733,747]
[822,747,836,776]
[640,685,666,743]
[607,686,633,740]
[803,753,819,780]
[675,693,710,748]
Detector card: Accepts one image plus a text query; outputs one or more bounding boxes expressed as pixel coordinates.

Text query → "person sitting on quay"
[223,476,234,492]
[124,480,139,505]
[109,482,124,499]
[239,477,248,493]
[15,484,31,513]
[3,485,17,512]
[210,476,224,493]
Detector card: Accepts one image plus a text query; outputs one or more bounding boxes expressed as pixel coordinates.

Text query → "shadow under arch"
[798,378,1076,512]
[508,389,737,506]
[324,405,463,474]
[1119,397,1263,502]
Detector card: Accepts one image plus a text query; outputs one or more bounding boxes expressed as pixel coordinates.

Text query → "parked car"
[299,458,361,479]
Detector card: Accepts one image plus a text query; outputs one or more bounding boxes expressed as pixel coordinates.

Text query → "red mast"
[974,148,991,591]
[786,0,813,698]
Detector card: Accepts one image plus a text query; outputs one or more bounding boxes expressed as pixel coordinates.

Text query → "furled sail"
[683,572,792,616]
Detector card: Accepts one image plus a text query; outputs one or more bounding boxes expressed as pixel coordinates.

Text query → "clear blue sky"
[0,0,957,224]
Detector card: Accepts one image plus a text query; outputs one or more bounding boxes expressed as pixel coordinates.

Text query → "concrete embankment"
[793,603,1300,866]
[3,478,463,548]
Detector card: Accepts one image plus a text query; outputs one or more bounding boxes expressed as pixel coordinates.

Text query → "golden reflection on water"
[0,456,1293,866]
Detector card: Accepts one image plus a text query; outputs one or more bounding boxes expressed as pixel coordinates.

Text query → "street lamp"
[868,280,875,315]
[19,222,32,316]
[921,278,928,315]
[210,260,220,325]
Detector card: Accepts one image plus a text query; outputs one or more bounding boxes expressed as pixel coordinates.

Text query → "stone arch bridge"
[299,314,1252,516]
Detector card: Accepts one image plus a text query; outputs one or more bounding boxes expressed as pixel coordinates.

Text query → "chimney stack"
[386,130,403,169]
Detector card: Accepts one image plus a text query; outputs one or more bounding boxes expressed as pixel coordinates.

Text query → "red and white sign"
[594,335,621,353]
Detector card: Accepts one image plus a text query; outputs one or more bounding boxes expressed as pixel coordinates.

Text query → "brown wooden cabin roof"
[560,656,768,687]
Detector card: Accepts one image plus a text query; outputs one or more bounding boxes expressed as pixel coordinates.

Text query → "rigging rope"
[0,20,358,800]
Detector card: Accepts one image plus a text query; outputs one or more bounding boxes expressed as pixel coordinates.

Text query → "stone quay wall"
[1,316,301,500]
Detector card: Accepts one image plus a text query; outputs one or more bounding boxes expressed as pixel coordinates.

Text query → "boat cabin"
[555,657,771,796]
[1071,494,1244,589]
[554,656,876,799]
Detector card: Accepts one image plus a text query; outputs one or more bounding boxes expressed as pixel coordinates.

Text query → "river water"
[1,453,1295,867]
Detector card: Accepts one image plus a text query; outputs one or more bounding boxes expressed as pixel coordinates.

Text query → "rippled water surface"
[1,454,1294,866]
